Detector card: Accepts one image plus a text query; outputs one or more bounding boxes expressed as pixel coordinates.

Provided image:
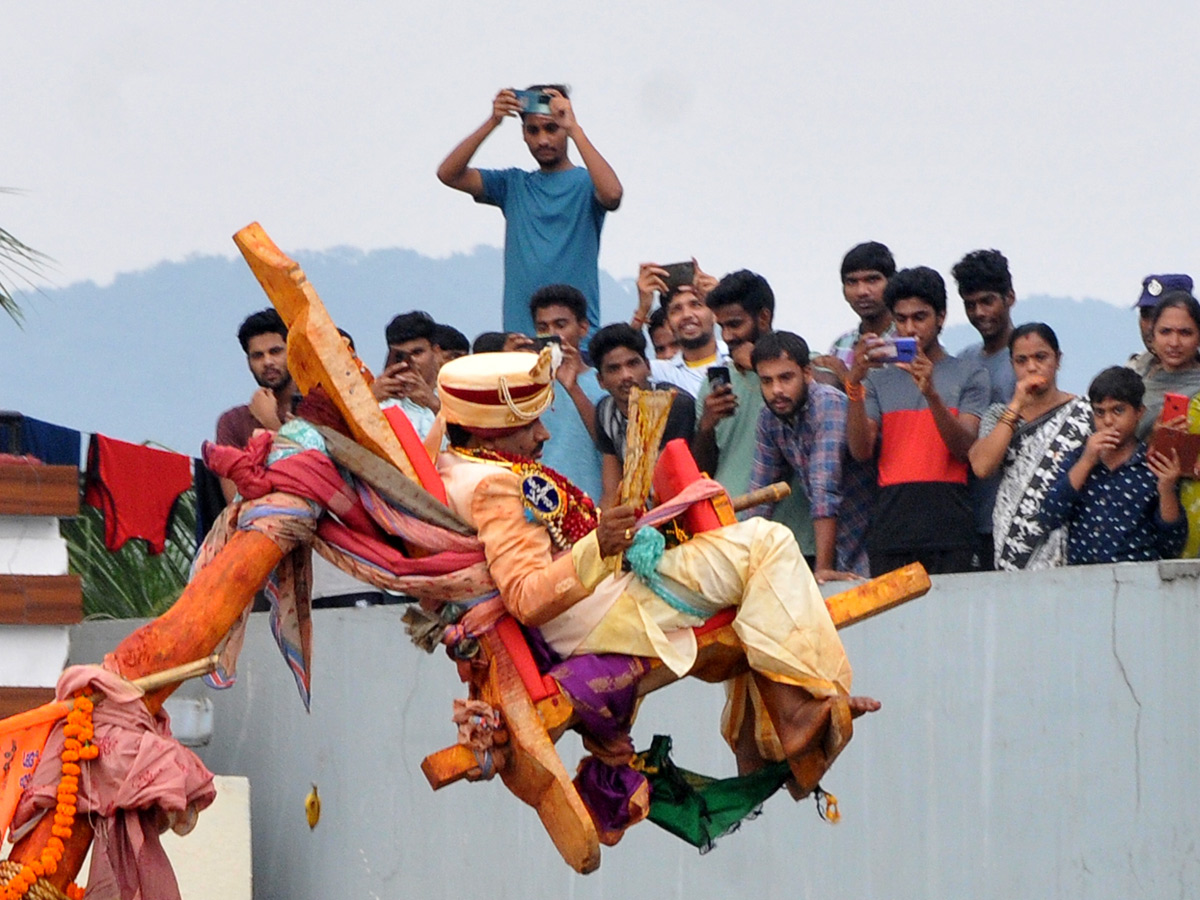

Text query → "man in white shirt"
[638,262,730,394]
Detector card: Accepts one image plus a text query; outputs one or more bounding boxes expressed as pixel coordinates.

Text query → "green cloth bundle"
[634,734,790,852]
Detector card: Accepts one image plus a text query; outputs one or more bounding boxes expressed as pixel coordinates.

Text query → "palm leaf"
[63,492,198,620]
[0,188,53,324]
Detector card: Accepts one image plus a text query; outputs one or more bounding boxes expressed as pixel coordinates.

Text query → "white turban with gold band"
[437,348,558,435]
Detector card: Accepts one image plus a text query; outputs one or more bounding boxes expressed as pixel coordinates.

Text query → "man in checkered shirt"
[744,331,870,582]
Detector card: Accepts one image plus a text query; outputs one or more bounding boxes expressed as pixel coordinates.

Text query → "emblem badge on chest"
[522,473,562,517]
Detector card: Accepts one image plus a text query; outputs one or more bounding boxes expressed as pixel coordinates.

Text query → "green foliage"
[63,491,198,619]
[1,189,53,324]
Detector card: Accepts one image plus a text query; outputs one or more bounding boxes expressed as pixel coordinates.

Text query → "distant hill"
[1,247,1136,458]
[0,246,636,457]
[942,294,1138,397]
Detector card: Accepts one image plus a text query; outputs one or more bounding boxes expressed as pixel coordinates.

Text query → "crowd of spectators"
[215,83,1200,585]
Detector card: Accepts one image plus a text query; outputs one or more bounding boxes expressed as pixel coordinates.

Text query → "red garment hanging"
[84,434,193,554]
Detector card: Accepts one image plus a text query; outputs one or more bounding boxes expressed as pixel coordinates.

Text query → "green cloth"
[635,734,790,852]
[696,369,816,555]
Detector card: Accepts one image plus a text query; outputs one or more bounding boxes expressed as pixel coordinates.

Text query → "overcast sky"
[7,2,1200,346]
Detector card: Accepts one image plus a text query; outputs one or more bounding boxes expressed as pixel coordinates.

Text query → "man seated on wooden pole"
[434,348,879,800]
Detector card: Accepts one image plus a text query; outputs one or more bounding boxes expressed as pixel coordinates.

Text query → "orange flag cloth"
[0,699,71,841]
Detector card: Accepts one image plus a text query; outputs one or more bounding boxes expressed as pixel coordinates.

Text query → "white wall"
[0,516,70,686]
[70,560,1200,900]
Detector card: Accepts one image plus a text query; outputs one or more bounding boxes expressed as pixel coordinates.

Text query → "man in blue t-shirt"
[437,85,623,338]
[528,284,607,503]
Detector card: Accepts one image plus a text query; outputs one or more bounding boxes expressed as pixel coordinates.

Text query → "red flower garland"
[452,447,598,548]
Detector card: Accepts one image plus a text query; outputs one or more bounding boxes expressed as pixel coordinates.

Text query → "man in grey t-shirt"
[846,266,990,576]
[951,249,1017,570]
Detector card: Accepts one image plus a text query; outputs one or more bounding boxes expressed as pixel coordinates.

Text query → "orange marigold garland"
[1,692,97,900]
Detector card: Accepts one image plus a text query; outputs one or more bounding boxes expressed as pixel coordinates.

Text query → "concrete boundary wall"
[70,560,1200,900]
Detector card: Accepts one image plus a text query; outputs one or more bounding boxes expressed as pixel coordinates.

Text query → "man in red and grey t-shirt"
[844,266,990,576]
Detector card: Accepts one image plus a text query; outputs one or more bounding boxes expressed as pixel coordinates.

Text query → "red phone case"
[1162,392,1189,423]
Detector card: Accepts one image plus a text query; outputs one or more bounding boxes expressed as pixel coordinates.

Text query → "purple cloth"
[547,654,650,743]
[575,756,648,836]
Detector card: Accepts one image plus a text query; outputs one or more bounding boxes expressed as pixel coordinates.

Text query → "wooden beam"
[421,744,481,790]
[0,465,79,517]
[232,223,422,483]
[826,563,931,629]
[477,630,600,874]
[0,574,83,625]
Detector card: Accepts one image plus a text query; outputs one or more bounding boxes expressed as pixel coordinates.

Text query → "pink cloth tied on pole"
[203,432,364,525]
[11,665,216,900]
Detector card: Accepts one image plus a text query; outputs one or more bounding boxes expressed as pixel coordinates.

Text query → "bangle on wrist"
[630,314,646,327]
[844,380,865,402]
[998,408,1020,429]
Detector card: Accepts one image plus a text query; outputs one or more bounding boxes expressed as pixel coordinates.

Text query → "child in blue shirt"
[1039,366,1185,564]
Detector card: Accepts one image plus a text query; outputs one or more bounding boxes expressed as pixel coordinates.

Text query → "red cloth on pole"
[84,435,193,554]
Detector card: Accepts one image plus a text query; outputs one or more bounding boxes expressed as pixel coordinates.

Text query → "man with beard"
[589,322,695,507]
[691,270,774,489]
[215,308,300,500]
[688,271,820,552]
[437,85,622,337]
[951,249,1017,569]
[435,348,877,813]
[745,332,867,582]
[641,262,728,394]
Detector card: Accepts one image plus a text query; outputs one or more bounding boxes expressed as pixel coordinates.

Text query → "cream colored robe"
[438,452,852,697]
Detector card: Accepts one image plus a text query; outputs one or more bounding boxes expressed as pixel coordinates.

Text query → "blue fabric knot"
[626,527,712,619]
[626,525,667,578]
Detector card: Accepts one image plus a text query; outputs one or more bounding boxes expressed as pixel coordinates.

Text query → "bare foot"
[849,696,881,718]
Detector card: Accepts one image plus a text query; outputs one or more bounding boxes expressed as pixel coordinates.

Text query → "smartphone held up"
[871,337,917,364]
[513,89,552,116]
[661,261,695,294]
[706,365,731,389]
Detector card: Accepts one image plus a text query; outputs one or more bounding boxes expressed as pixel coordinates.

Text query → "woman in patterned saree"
[968,323,1092,570]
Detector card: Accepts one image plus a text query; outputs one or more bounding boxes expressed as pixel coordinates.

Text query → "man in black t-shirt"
[590,323,694,508]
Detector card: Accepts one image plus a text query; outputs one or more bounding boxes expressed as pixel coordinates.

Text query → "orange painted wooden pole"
[7,529,286,892]
[112,529,285,714]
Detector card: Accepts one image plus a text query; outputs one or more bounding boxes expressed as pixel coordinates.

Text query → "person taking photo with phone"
[638,259,726,394]
[371,311,445,440]
[528,284,607,502]
[845,266,990,576]
[436,85,622,339]
[683,271,816,553]
[692,270,775,488]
